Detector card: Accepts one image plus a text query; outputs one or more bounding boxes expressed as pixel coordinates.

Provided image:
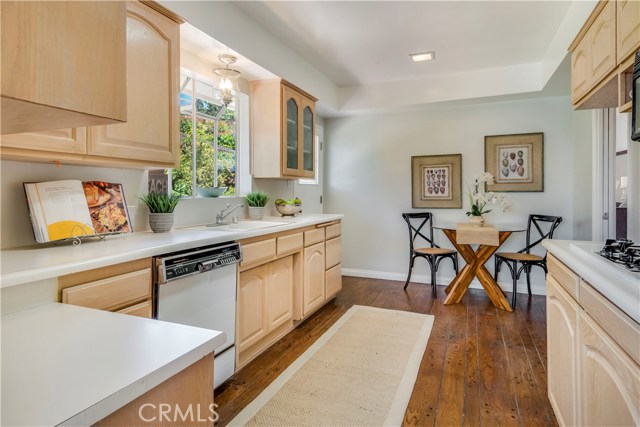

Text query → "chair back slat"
[520,214,563,254]
[402,212,439,249]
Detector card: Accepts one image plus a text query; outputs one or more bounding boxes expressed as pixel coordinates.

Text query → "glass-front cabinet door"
[282,85,299,175]
[302,104,314,175]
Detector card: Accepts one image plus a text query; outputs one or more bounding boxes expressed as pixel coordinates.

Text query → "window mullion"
[191,77,197,197]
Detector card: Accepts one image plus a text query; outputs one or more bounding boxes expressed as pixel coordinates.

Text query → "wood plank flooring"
[214,277,557,426]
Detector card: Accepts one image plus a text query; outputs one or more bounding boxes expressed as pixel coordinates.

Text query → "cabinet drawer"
[325,236,342,270]
[277,232,303,255]
[325,222,341,240]
[580,280,640,365]
[62,268,151,311]
[241,238,276,267]
[304,228,325,246]
[547,254,580,300]
[325,263,342,299]
[116,300,152,318]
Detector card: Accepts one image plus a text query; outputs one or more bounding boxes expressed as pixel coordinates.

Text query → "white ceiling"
[235,1,572,88]
[166,0,595,115]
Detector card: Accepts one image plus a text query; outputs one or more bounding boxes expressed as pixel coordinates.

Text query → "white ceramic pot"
[468,215,485,227]
[148,213,175,233]
[248,206,265,220]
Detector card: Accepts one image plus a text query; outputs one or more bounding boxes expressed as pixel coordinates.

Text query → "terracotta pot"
[468,215,485,227]
[148,213,175,233]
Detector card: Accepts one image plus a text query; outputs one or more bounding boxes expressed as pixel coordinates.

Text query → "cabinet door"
[1,1,126,135]
[238,265,268,352]
[589,1,616,85]
[617,0,640,63]
[300,97,315,178]
[571,36,591,103]
[546,277,579,427]
[87,2,179,167]
[0,128,87,157]
[579,311,640,427]
[282,85,300,176]
[325,263,342,299]
[266,255,293,331]
[303,242,325,317]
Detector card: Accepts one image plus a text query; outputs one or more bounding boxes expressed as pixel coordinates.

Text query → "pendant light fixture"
[213,54,241,106]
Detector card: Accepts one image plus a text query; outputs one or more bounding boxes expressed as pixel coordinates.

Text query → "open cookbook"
[24,180,132,243]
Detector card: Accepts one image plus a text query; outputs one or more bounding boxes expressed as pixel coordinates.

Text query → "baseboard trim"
[342,268,547,296]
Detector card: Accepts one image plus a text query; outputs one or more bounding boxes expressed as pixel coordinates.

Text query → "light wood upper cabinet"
[0,128,87,158]
[578,311,640,427]
[590,1,617,85]
[570,0,640,110]
[617,0,640,63]
[303,242,325,317]
[87,1,180,167]
[546,277,580,427]
[251,79,317,179]
[0,1,127,135]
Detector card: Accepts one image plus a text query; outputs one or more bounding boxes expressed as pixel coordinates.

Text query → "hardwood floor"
[215,277,557,426]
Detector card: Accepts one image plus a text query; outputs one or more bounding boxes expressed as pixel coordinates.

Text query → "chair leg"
[511,261,518,309]
[525,265,532,296]
[430,256,437,298]
[403,256,415,290]
[494,257,500,281]
[453,255,459,274]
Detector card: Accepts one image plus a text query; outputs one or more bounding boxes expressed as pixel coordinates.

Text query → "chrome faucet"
[216,204,245,224]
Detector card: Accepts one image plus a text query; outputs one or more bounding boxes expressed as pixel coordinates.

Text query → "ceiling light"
[410,51,435,62]
[213,54,241,106]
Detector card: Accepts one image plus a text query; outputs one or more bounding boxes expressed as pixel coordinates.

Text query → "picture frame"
[411,154,462,208]
[484,132,544,192]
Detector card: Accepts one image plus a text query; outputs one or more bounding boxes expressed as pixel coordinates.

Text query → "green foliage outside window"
[171,107,237,197]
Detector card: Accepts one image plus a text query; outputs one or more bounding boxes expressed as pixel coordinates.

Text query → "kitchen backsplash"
[0,160,303,249]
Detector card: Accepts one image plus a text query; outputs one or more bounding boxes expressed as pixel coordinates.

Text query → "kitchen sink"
[182,220,290,232]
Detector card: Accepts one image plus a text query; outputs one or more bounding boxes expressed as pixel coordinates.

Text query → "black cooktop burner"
[598,239,640,273]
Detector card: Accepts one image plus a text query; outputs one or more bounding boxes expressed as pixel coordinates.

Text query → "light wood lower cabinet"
[325,263,342,299]
[303,242,325,317]
[266,256,294,331]
[546,277,579,427]
[578,312,639,427]
[95,353,214,427]
[59,258,152,317]
[237,255,294,353]
[547,255,640,427]
[237,265,268,352]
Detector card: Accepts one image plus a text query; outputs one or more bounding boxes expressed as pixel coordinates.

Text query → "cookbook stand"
[49,223,107,246]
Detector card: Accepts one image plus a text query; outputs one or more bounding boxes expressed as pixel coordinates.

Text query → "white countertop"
[542,239,640,323]
[0,214,343,288]
[1,303,225,426]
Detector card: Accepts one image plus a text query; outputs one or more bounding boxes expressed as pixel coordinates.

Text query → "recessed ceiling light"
[410,51,435,62]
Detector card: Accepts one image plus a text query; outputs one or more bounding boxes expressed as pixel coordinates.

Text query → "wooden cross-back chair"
[494,214,563,308]
[402,212,458,297]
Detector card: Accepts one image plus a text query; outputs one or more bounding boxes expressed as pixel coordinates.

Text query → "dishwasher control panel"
[155,242,242,284]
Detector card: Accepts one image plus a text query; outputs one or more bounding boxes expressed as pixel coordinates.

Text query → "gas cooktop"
[598,239,640,273]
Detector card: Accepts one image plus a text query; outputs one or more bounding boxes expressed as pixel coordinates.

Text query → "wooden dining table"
[434,221,526,312]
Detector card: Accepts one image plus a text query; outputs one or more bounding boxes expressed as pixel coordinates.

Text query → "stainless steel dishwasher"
[153,242,242,389]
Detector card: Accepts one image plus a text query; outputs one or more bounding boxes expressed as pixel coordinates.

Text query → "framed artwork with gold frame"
[485,133,543,192]
[411,154,462,208]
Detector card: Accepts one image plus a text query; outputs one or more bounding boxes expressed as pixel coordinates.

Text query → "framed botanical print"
[411,154,462,208]
[484,133,543,192]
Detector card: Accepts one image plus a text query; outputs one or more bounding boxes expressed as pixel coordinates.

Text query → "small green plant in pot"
[139,192,181,233]
[244,191,270,220]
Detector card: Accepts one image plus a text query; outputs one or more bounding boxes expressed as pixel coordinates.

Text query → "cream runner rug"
[229,305,434,427]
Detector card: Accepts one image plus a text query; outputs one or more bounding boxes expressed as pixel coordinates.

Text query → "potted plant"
[245,191,270,220]
[139,191,181,233]
[465,172,509,227]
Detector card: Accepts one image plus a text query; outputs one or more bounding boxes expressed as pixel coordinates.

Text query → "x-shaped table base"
[441,228,513,312]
